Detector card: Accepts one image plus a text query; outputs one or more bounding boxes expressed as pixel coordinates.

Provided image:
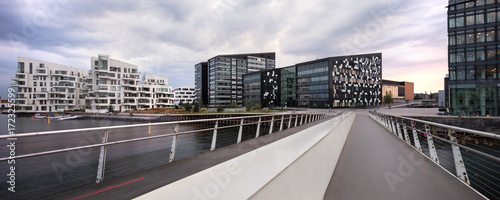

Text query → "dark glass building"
[448,0,500,116]
[194,62,208,105]
[243,53,382,108]
[195,52,275,107]
[243,69,281,107]
[280,66,296,107]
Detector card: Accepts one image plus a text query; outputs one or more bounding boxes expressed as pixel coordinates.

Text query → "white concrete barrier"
[135,112,356,200]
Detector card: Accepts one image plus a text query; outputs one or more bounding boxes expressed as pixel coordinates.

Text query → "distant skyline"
[0,0,448,99]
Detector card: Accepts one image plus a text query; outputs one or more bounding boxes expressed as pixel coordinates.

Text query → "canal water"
[0,114,269,200]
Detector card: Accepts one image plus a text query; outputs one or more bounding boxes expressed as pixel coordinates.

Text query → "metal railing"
[369,111,500,200]
[0,112,330,199]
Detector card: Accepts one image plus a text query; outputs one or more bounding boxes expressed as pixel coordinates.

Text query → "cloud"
[0,0,449,99]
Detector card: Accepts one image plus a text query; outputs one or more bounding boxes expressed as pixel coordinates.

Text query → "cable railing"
[0,112,331,199]
[369,111,500,200]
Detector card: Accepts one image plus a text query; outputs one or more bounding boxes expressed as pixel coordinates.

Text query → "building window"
[457,67,466,80]
[486,30,495,41]
[476,13,485,24]
[476,66,486,80]
[449,18,456,28]
[450,70,456,80]
[465,2,474,8]
[467,49,476,62]
[449,35,456,45]
[477,30,485,43]
[457,32,466,44]
[466,14,475,26]
[467,66,476,80]
[476,48,485,61]
[486,0,495,4]
[487,11,496,23]
[476,0,485,6]
[487,46,496,60]
[457,3,465,10]
[466,33,475,44]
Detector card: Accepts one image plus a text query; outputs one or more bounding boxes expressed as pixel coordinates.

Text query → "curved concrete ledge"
[134,112,355,200]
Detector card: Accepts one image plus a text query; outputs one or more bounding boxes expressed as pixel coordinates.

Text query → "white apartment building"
[86,55,174,113]
[11,57,87,112]
[173,86,195,105]
[138,73,175,109]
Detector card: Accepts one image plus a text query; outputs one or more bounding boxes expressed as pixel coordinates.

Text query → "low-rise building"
[381,80,414,101]
[173,86,195,105]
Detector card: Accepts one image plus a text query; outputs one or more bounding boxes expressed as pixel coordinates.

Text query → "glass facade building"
[448,0,500,116]
[194,62,208,105]
[195,53,275,107]
[280,66,296,107]
[242,53,382,109]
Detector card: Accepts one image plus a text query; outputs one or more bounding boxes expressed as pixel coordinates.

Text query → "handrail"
[372,112,500,140]
[1,113,312,139]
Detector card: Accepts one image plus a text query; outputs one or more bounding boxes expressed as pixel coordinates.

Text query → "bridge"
[1,110,498,199]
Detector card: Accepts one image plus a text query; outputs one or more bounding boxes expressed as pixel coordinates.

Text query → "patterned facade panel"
[330,53,382,108]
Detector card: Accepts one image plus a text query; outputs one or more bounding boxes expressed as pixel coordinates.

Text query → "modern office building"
[381,80,414,101]
[243,68,281,107]
[194,62,208,105]
[11,57,87,112]
[448,0,500,116]
[196,52,275,107]
[173,86,195,105]
[243,53,382,108]
[86,55,174,113]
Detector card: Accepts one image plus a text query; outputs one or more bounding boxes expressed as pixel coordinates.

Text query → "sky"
[0,0,449,99]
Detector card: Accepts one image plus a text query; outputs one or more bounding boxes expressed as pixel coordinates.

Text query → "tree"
[217,104,224,112]
[193,101,200,112]
[384,91,394,104]
[108,105,114,112]
[230,100,238,108]
[245,101,254,111]
[184,102,192,112]
[178,102,184,108]
[256,103,262,110]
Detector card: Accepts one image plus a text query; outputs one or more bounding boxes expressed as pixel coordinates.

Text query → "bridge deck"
[324,113,484,200]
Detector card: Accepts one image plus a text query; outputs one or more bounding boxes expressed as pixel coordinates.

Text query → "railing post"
[210,121,218,151]
[425,124,440,164]
[411,121,422,152]
[255,117,261,138]
[288,114,292,129]
[309,113,313,123]
[402,121,411,145]
[269,116,275,134]
[300,114,304,125]
[449,129,470,185]
[390,117,397,134]
[294,114,298,127]
[96,129,109,183]
[279,115,284,131]
[169,124,179,162]
[396,119,403,139]
[237,118,244,143]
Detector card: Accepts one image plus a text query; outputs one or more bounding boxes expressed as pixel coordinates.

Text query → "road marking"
[71,177,145,200]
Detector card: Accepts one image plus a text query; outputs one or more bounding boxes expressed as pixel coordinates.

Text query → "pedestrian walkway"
[324,113,484,199]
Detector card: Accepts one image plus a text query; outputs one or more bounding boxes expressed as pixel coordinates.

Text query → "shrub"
[438,107,447,112]
[256,103,262,110]
[245,101,254,111]
[230,100,238,108]
[184,102,192,111]
[217,104,224,112]
[193,102,200,112]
